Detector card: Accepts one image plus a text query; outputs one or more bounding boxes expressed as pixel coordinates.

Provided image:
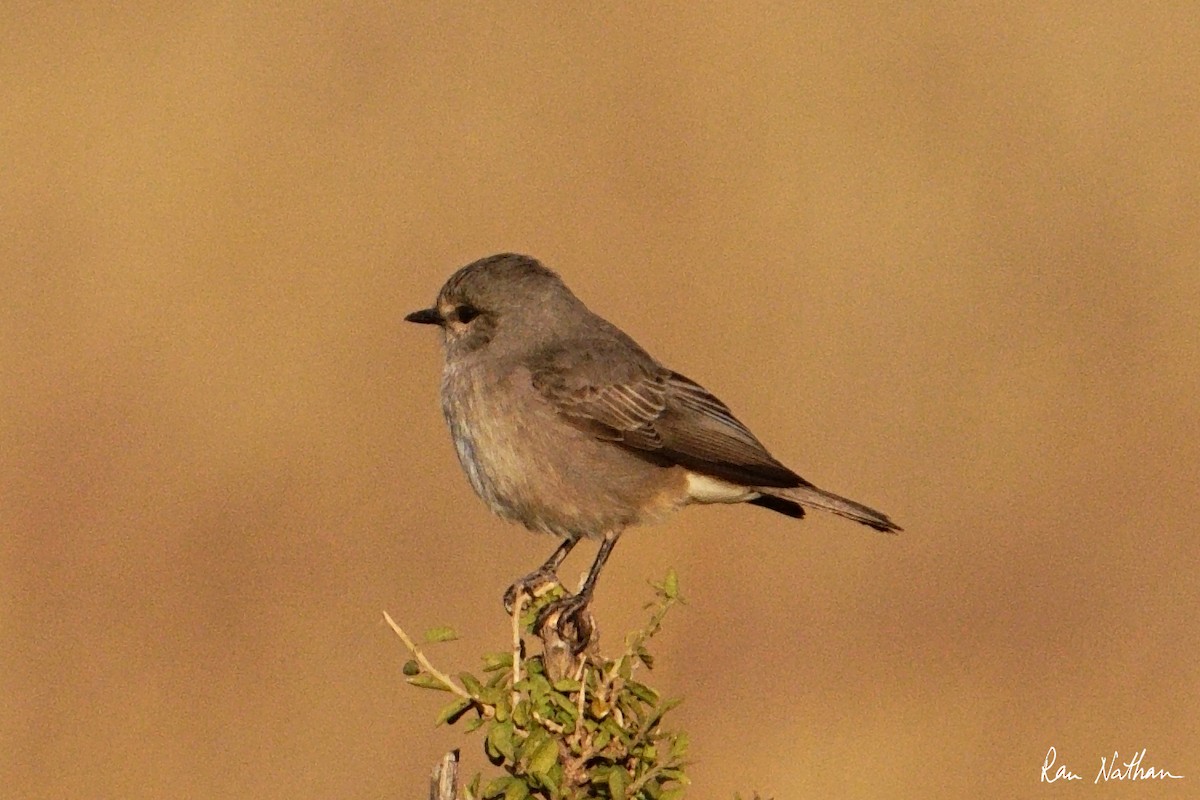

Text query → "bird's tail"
[768,484,902,533]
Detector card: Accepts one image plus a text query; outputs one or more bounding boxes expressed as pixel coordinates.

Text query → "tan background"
[4,4,1198,798]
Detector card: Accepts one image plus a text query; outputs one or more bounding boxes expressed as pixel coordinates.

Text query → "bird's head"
[406,253,585,359]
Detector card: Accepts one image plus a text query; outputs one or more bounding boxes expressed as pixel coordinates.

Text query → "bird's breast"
[440,364,521,520]
[438,360,691,538]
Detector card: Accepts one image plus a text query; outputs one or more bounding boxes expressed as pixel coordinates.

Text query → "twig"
[575,660,587,737]
[510,591,526,711]
[531,710,566,734]
[382,611,472,701]
[627,762,667,797]
[429,750,459,800]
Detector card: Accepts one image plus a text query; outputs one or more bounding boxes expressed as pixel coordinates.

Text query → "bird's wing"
[657,372,806,487]
[528,338,669,452]
[530,338,803,488]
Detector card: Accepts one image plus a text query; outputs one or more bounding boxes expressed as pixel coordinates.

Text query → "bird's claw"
[503,567,562,614]
[534,592,596,655]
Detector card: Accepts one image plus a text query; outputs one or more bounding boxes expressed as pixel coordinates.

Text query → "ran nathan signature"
[1041,746,1184,784]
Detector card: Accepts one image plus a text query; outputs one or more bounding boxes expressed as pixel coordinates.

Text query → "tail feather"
[766,485,901,533]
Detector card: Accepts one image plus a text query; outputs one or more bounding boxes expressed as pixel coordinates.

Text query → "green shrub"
[387,571,688,800]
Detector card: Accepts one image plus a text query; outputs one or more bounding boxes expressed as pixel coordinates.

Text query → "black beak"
[405,307,444,326]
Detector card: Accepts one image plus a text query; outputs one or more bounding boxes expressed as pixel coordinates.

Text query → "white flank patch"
[685,472,757,504]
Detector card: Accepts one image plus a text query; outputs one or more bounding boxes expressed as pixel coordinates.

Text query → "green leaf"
[464,715,486,733]
[534,696,553,720]
[520,725,551,763]
[659,697,684,714]
[640,697,683,735]
[607,766,628,799]
[401,659,420,676]
[669,732,689,759]
[663,569,679,599]
[436,697,473,726]
[473,686,501,709]
[601,716,633,748]
[527,674,552,700]
[406,674,452,691]
[485,720,517,763]
[460,672,484,696]
[511,698,530,727]
[636,646,655,669]
[616,694,644,727]
[535,762,561,795]
[503,779,529,800]
[528,736,559,777]
[552,677,580,692]
[482,652,513,671]
[660,788,686,800]
[550,691,578,720]
[424,625,459,643]
[483,776,516,799]
[625,680,659,705]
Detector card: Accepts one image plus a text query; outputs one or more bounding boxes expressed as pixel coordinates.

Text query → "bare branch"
[428,750,458,800]
[383,611,472,701]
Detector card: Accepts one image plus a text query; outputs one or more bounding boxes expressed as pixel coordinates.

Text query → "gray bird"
[407,253,900,641]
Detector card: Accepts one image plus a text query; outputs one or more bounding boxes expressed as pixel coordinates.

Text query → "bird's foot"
[503,567,563,615]
[533,592,597,656]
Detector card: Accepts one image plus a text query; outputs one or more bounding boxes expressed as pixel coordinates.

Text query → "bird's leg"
[503,536,579,613]
[535,530,621,653]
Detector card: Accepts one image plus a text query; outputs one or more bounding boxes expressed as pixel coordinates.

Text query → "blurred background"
[3,4,1198,798]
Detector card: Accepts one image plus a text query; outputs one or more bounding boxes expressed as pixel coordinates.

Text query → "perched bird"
[407,253,899,644]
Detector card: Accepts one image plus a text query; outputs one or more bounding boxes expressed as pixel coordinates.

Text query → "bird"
[406,253,899,646]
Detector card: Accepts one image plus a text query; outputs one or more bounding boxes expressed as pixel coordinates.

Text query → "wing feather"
[530,339,803,488]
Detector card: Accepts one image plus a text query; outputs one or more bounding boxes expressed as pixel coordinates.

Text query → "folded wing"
[530,338,806,489]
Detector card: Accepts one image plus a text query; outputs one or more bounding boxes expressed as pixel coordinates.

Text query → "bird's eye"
[455,304,481,324]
